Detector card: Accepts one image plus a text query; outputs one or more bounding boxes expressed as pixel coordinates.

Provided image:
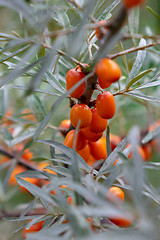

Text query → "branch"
[108,41,160,59]
[0,146,40,171]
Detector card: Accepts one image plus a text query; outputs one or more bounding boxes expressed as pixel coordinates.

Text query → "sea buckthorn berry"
[107,186,124,203]
[142,144,152,161]
[96,91,116,119]
[127,144,145,161]
[64,130,87,151]
[110,134,122,151]
[89,107,108,133]
[95,20,107,39]
[80,127,103,142]
[109,215,132,228]
[59,119,71,136]
[89,137,107,160]
[22,149,33,162]
[66,68,86,98]
[23,221,44,239]
[70,104,92,129]
[98,78,112,89]
[95,58,121,87]
[9,165,26,186]
[78,144,96,167]
[122,0,145,9]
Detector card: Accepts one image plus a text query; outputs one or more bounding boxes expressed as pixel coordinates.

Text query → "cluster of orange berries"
[64,58,122,166]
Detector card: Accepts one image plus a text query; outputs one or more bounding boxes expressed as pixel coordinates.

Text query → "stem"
[108,41,160,59]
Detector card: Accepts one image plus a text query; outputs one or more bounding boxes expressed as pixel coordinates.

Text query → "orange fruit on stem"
[66,68,86,98]
[95,58,121,88]
[95,20,107,39]
[78,144,96,166]
[89,107,108,133]
[70,104,92,129]
[23,221,44,239]
[9,165,26,186]
[64,129,87,151]
[80,127,103,142]
[110,134,122,151]
[107,186,124,203]
[123,0,145,8]
[109,215,132,228]
[89,137,107,160]
[96,91,116,119]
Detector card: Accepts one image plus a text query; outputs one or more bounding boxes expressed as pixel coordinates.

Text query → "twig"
[108,41,160,59]
[0,146,40,171]
[0,208,47,220]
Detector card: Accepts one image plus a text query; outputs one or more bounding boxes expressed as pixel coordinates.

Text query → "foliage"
[0,0,160,240]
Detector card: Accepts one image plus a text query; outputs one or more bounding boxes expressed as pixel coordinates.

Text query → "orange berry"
[122,0,145,8]
[80,127,103,142]
[95,20,107,39]
[127,145,145,161]
[70,104,92,129]
[23,221,44,239]
[89,137,107,160]
[89,107,108,133]
[142,144,152,161]
[107,186,124,203]
[59,119,71,130]
[95,58,121,87]
[22,150,33,162]
[110,134,122,151]
[98,78,112,89]
[67,196,72,205]
[38,162,57,175]
[66,68,86,98]
[64,129,87,151]
[78,144,96,166]
[20,177,39,193]
[96,91,116,119]
[9,165,26,186]
[109,216,132,228]
[21,109,37,121]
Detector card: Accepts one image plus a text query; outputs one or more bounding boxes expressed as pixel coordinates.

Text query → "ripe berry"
[110,134,122,151]
[107,186,125,203]
[66,68,86,98]
[9,165,26,186]
[64,129,87,151]
[95,20,107,39]
[89,107,108,133]
[70,104,92,129]
[89,137,107,160]
[80,127,103,142]
[78,144,96,167]
[122,0,144,8]
[95,58,121,88]
[109,215,132,228]
[96,91,116,119]
[59,119,71,136]
[23,221,44,239]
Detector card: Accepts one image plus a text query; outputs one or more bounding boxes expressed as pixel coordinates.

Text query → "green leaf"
[99,136,128,174]
[0,0,34,24]
[126,68,155,90]
[146,6,160,20]
[124,92,160,103]
[5,129,35,147]
[16,178,56,205]
[37,140,91,172]
[142,126,160,144]
[128,38,146,81]
[106,126,111,157]
[33,72,93,141]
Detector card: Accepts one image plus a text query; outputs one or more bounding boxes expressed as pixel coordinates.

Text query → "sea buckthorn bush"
[0,0,160,240]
